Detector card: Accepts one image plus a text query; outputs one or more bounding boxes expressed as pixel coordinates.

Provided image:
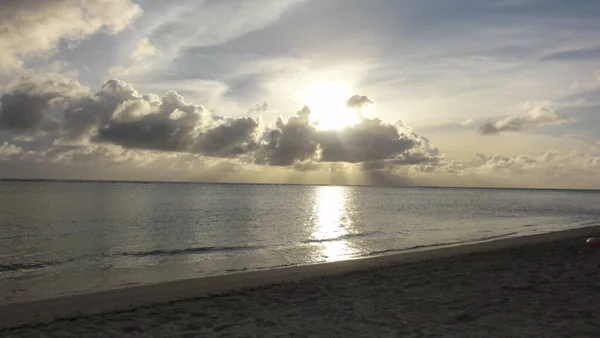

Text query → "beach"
[2,226,600,337]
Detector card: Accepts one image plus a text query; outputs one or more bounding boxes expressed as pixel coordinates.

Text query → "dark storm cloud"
[345,95,374,109]
[195,117,260,157]
[94,113,200,152]
[0,75,87,132]
[254,106,318,166]
[2,77,442,169]
[319,119,414,163]
[0,90,59,132]
[76,82,260,157]
[64,80,142,140]
[255,104,441,168]
[1,77,260,157]
[88,85,203,151]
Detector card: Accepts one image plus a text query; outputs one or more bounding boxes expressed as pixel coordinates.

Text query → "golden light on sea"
[311,185,356,261]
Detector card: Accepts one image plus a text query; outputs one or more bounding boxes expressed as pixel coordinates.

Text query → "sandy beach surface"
[2,226,600,337]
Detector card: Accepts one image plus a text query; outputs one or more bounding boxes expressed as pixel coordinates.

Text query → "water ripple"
[121,245,265,257]
[302,231,383,244]
[367,232,519,256]
[0,261,57,272]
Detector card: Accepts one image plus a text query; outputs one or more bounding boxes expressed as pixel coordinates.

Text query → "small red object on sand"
[586,238,600,248]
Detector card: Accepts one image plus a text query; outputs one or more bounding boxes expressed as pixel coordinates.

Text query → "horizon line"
[1,177,598,192]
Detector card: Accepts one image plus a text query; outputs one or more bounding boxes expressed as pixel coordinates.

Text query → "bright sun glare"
[303,83,359,130]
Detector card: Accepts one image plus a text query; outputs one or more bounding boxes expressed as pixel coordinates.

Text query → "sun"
[302,83,359,130]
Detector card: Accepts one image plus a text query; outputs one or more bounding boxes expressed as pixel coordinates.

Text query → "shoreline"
[2,225,600,330]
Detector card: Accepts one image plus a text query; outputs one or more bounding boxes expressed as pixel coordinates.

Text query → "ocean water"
[1,181,600,304]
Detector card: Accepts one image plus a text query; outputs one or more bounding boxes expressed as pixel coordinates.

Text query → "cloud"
[253,104,440,168]
[460,118,475,127]
[254,106,318,166]
[542,47,600,62]
[468,149,598,181]
[246,103,269,116]
[562,134,600,145]
[0,0,142,73]
[474,153,488,160]
[0,73,88,132]
[346,95,374,109]
[319,119,416,163]
[480,102,568,135]
[0,76,447,180]
[0,76,261,159]
[193,117,260,157]
[0,142,23,160]
[62,79,143,140]
[64,80,261,157]
[357,135,448,186]
[358,133,443,179]
[478,154,538,172]
[148,0,303,51]
[0,141,230,181]
[130,38,157,62]
[110,37,158,77]
[362,169,413,187]
[292,161,322,172]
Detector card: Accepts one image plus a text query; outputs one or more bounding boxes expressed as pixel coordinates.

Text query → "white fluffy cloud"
[0,0,142,73]
[110,37,158,77]
[0,142,23,160]
[460,118,475,127]
[130,38,156,62]
[480,101,568,134]
[461,149,600,188]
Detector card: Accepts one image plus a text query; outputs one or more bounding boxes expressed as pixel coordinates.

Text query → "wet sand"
[2,226,600,337]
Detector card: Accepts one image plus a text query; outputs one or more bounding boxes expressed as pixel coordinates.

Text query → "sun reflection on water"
[311,186,356,262]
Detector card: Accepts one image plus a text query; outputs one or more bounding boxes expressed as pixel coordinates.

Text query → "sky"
[1,0,600,189]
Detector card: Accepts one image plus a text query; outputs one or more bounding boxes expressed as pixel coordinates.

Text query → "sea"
[1,180,600,304]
